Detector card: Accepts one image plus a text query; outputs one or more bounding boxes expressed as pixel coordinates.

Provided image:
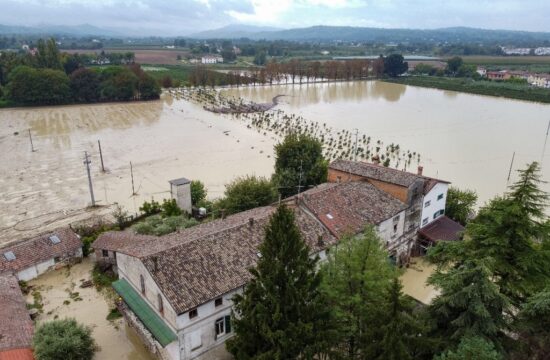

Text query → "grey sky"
[1,0,549,36]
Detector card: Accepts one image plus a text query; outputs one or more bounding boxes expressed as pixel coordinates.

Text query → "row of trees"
[227,162,550,359]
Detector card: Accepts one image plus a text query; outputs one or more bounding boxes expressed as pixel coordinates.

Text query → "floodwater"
[1,81,549,244]
[26,257,154,360]
[0,96,276,244]
[224,81,550,207]
[400,257,439,305]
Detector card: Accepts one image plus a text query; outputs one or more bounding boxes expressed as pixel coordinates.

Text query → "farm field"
[66,49,190,65]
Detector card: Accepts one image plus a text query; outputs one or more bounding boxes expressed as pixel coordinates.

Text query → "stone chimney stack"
[248,217,254,227]
[372,155,381,165]
[417,166,424,176]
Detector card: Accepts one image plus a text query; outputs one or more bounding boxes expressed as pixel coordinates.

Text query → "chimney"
[372,154,380,165]
[248,217,254,227]
[417,166,423,176]
[152,256,159,272]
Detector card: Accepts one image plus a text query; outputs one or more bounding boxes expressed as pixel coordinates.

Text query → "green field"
[461,56,550,72]
[384,76,550,104]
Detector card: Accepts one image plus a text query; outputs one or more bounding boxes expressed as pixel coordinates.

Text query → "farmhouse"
[0,273,34,360]
[0,227,82,281]
[201,55,223,64]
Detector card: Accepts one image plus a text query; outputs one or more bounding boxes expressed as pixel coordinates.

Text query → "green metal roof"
[112,279,177,347]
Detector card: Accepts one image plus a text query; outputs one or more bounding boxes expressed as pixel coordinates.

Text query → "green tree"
[427,258,510,352]
[273,133,328,198]
[434,336,501,360]
[254,51,267,65]
[70,68,100,103]
[33,318,97,360]
[378,278,425,360]
[7,65,70,105]
[36,38,63,70]
[219,175,277,215]
[447,56,464,76]
[138,73,160,100]
[513,287,550,359]
[99,66,138,101]
[320,227,396,358]
[383,54,408,77]
[445,187,477,225]
[190,180,207,206]
[226,205,331,359]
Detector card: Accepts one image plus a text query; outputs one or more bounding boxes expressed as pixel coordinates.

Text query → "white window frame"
[424,200,431,208]
[422,217,428,226]
[215,317,225,338]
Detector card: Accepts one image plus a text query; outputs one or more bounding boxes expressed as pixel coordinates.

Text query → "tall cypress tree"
[226,205,332,359]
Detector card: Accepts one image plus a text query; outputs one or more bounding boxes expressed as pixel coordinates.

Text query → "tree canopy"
[217,175,278,215]
[445,187,478,225]
[383,54,408,77]
[226,205,331,359]
[33,318,97,360]
[272,133,328,198]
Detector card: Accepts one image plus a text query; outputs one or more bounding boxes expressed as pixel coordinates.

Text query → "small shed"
[169,177,192,214]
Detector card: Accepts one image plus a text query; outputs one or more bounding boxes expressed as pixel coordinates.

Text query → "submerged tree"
[226,205,332,359]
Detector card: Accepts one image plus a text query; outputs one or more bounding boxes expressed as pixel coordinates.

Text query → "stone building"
[0,227,82,281]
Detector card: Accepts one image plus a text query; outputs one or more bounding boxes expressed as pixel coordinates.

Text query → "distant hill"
[189,25,550,44]
[0,23,120,36]
[189,24,283,39]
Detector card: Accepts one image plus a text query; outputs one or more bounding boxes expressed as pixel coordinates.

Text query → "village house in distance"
[92,159,464,360]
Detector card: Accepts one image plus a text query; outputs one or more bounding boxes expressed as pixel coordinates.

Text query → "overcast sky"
[1,0,549,36]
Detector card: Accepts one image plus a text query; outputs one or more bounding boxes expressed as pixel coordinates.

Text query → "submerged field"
[0,80,548,245]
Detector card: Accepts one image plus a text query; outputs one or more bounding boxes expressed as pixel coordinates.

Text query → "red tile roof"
[0,274,34,353]
[0,228,81,274]
[299,182,407,238]
[0,349,34,360]
[418,216,464,242]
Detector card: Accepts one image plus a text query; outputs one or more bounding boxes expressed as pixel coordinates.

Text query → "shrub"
[139,199,161,216]
[161,199,182,217]
[153,223,173,236]
[33,318,97,360]
[191,180,207,205]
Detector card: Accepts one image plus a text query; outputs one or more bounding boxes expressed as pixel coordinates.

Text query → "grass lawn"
[384,76,550,103]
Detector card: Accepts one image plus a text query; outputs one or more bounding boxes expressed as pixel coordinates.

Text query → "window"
[49,235,61,244]
[422,218,428,226]
[424,200,431,208]
[393,223,398,233]
[158,294,164,314]
[54,256,61,263]
[437,193,444,201]
[189,308,198,319]
[102,249,109,257]
[215,316,231,339]
[433,209,444,219]
[215,318,225,337]
[140,275,145,294]
[336,176,342,183]
[215,297,223,307]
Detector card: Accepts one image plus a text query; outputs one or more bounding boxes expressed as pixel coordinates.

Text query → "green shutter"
[225,315,231,333]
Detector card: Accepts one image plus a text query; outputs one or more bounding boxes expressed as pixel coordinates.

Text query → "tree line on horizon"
[0,38,160,106]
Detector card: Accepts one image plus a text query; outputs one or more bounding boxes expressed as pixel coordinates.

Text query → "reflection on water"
[225,80,408,107]
[225,81,550,206]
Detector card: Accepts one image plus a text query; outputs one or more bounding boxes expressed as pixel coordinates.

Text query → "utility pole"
[542,119,550,165]
[353,128,358,161]
[28,129,35,152]
[98,140,105,172]
[83,151,95,207]
[130,161,136,195]
[507,151,515,184]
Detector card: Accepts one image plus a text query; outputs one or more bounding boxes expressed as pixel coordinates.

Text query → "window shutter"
[225,315,231,333]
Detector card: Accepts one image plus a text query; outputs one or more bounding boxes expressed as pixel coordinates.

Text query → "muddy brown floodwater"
[26,257,154,360]
[400,257,439,305]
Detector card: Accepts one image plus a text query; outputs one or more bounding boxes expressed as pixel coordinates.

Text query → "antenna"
[297,159,304,195]
[507,151,515,184]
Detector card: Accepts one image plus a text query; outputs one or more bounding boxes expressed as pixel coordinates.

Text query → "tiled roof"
[299,182,408,238]
[0,349,34,360]
[0,274,33,352]
[418,216,464,242]
[329,160,423,187]
[0,228,81,274]
[140,205,337,314]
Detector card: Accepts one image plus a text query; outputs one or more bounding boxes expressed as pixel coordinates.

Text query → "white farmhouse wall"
[420,182,448,228]
[176,288,240,360]
[117,253,179,330]
[376,210,406,247]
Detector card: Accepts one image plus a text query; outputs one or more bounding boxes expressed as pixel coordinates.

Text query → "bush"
[161,199,182,217]
[153,223,173,236]
[139,199,161,216]
[191,180,207,205]
[33,318,97,360]
[133,222,154,235]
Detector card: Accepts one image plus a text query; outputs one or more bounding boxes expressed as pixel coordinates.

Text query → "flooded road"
[1,81,548,244]
[26,257,154,360]
[225,81,550,207]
